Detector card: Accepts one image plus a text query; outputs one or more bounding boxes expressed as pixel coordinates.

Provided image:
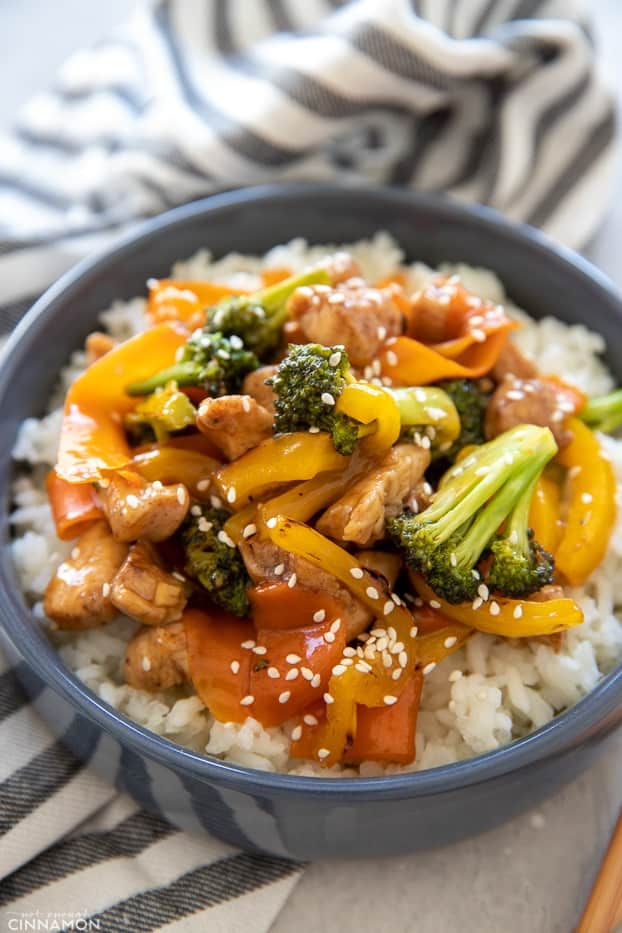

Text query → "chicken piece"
[85,331,116,366]
[196,395,273,461]
[124,621,189,691]
[240,537,372,641]
[317,444,431,547]
[99,474,190,543]
[242,365,278,415]
[44,521,128,629]
[110,541,188,625]
[529,584,565,602]
[491,341,538,382]
[484,377,571,447]
[287,282,402,367]
[320,251,362,285]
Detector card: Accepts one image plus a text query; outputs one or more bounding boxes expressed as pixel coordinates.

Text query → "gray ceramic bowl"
[1,184,621,859]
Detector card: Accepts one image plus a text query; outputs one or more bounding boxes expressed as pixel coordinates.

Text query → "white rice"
[10,234,622,777]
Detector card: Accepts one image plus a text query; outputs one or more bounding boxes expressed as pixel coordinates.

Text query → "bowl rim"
[2,181,622,799]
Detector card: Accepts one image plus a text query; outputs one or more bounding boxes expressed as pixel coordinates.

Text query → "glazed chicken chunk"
[485,377,572,447]
[110,541,188,626]
[196,395,273,461]
[124,621,189,691]
[85,331,116,366]
[317,444,431,547]
[242,365,278,415]
[99,474,190,543]
[44,521,128,629]
[287,281,402,367]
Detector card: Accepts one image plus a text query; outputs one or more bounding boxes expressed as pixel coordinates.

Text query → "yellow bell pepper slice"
[213,433,349,508]
[414,577,583,637]
[335,383,401,454]
[555,418,617,586]
[132,447,220,499]
[529,473,563,555]
[265,516,469,764]
[57,324,188,483]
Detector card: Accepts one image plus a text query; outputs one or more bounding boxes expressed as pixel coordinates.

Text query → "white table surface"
[2,2,621,930]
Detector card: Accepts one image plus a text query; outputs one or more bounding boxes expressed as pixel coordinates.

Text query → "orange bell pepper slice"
[343,672,423,765]
[380,331,511,386]
[57,323,188,484]
[248,582,345,631]
[555,418,616,586]
[46,469,103,540]
[260,267,293,287]
[147,280,246,328]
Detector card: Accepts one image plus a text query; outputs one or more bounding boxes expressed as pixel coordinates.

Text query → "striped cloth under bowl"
[0,0,616,929]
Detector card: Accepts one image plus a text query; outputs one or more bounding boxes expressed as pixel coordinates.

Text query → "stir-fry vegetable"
[388,425,557,603]
[528,473,563,556]
[181,504,251,617]
[555,418,616,586]
[132,447,220,500]
[580,388,622,434]
[46,470,102,540]
[438,379,490,458]
[125,381,196,442]
[147,280,246,328]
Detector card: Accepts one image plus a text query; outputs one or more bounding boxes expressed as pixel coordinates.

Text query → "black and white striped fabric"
[0,0,616,928]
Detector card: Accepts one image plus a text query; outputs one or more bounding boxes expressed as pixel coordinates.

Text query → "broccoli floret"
[207,267,331,360]
[387,424,558,603]
[438,379,491,457]
[126,332,258,397]
[180,505,251,617]
[125,381,196,442]
[270,343,362,454]
[580,388,622,434]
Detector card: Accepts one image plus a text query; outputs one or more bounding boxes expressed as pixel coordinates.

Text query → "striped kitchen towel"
[0,0,616,929]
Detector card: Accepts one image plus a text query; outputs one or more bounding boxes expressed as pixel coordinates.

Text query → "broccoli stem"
[581,388,622,434]
[255,267,331,314]
[126,362,201,396]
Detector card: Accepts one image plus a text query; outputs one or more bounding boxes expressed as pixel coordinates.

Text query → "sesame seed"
[217,530,235,548]
[308,426,320,434]
[102,582,111,598]
[285,668,299,681]
[382,651,393,668]
[311,674,321,688]
[314,609,326,622]
[243,523,257,539]
[392,668,402,680]
[328,351,341,367]
[450,552,457,567]
[478,583,489,601]
[126,494,139,509]
[198,518,213,533]
[230,335,243,350]
[377,325,387,341]
[398,650,408,668]
[287,573,297,589]
[324,692,334,704]
[421,436,431,450]
[267,667,280,679]
[291,725,303,741]
[422,662,436,675]
[321,392,335,406]
[332,664,347,676]
[471,569,481,580]
[355,661,372,673]
[242,396,251,413]
[475,465,489,476]
[343,646,356,657]
[286,653,301,664]
[366,586,380,600]
[241,640,256,650]
[383,600,395,616]
[391,593,401,605]
[410,626,418,638]
[324,631,336,644]
[350,567,364,579]
[429,599,441,609]
[191,505,202,517]
[472,329,486,343]
[384,695,398,706]
[152,480,163,490]
[226,487,237,504]
[317,748,330,760]
[506,390,524,401]
[274,563,285,576]
[386,350,398,367]
[472,597,483,610]
[330,618,341,633]
[278,691,291,704]
[266,517,277,529]
[449,670,463,682]
[230,660,240,674]
[513,604,523,619]
[210,495,223,509]
[444,636,458,648]
[252,645,267,655]
[176,487,187,506]
[301,667,314,681]
[489,601,501,616]
[387,626,397,642]
[376,636,388,651]
[304,714,318,726]
[240,695,255,706]
[197,479,210,492]
[71,547,80,560]
[141,656,151,672]
[581,492,593,504]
